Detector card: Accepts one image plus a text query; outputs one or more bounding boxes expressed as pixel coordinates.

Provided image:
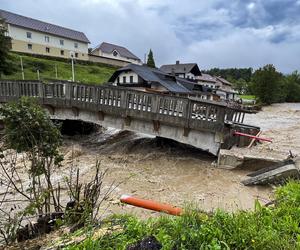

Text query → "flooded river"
[60,131,271,217]
[2,103,299,218]
[240,103,300,159]
[59,102,300,218]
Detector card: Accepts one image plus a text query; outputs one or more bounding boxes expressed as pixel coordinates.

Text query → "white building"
[0,9,90,60]
[160,61,202,80]
[196,73,218,88]
[90,42,142,65]
[108,64,218,101]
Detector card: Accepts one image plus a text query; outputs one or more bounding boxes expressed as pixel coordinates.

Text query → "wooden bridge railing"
[0,80,247,133]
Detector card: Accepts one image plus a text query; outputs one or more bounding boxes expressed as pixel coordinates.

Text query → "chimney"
[176,60,180,65]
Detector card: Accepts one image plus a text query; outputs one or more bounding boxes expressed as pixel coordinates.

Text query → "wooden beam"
[247,131,262,148]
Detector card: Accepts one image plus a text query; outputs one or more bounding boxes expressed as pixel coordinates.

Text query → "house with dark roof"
[160,61,201,80]
[90,42,142,65]
[197,73,219,88]
[108,64,218,101]
[214,76,237,100]
[160,60,237,101]
[197,73,236,100]
[0,9,90,60]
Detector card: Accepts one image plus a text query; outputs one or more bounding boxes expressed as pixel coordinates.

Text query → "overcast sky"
[1,0,300,73]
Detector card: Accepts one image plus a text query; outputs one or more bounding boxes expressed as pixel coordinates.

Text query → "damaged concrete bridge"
[0,80,257,155]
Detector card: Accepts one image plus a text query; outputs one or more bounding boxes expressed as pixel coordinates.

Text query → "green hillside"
[0,53,118,84]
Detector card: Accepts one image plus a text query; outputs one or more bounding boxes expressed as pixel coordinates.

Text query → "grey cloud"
[222,0,300,29]
[0,0,299,73]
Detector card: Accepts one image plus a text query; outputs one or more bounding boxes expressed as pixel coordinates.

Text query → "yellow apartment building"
[0,9,90,60]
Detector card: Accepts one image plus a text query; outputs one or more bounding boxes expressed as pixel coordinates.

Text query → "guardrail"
[0,80,247,133]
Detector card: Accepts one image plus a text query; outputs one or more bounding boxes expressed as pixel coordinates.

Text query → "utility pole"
[71,55,75,82]
[20,56,24,80]
[55,64,58,79]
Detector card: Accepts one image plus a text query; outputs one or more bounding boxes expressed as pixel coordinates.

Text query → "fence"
[0,80,248,133]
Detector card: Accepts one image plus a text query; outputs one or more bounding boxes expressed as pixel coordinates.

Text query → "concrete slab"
[217,149,284,170]
[242,164,300,185]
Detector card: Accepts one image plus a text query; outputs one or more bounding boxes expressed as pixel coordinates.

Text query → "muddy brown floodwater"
[2,103,299,218]
[60,102,300,218]
[60,132,271,218]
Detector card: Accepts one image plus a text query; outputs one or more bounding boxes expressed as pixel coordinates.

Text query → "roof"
[160,62,201,76]
[92,42,141,61]
[0,9,90,43]
[197,73,217,83]
[108,64,193,94]
[215,76,232,86]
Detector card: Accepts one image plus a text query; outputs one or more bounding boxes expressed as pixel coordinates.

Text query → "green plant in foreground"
[0,97,65,244]
[66,181,300,250]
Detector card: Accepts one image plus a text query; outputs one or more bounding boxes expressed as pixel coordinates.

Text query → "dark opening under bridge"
[0,80,258,155]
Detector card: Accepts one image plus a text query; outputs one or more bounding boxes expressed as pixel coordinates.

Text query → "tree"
[0,97,63,213]
[252,64,284,104]
[0,18,12,77]
[232,78,247,94]
[284,71,300,102]
[146,49,156,68]
[202,67,253,82]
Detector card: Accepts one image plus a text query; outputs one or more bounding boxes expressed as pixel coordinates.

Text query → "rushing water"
[3,103,299,218]
[59,132,271,217]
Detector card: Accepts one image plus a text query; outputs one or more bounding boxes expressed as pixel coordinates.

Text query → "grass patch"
[66,181,300,249]
[239,95,256,100]
[0,53,117,84]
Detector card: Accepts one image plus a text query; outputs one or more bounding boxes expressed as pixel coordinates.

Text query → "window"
[123,76,126,83]
[75,53,78,58]
[74,42,78,48]
[130,76,133,83]
[27,44,32,50]
[45,36,50,42]
[46,47,50,53]
[60,39,64,45]
[117,77,120,84]
[26,32,32,38]
[113,50,118,57]
[60,50,64,56]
